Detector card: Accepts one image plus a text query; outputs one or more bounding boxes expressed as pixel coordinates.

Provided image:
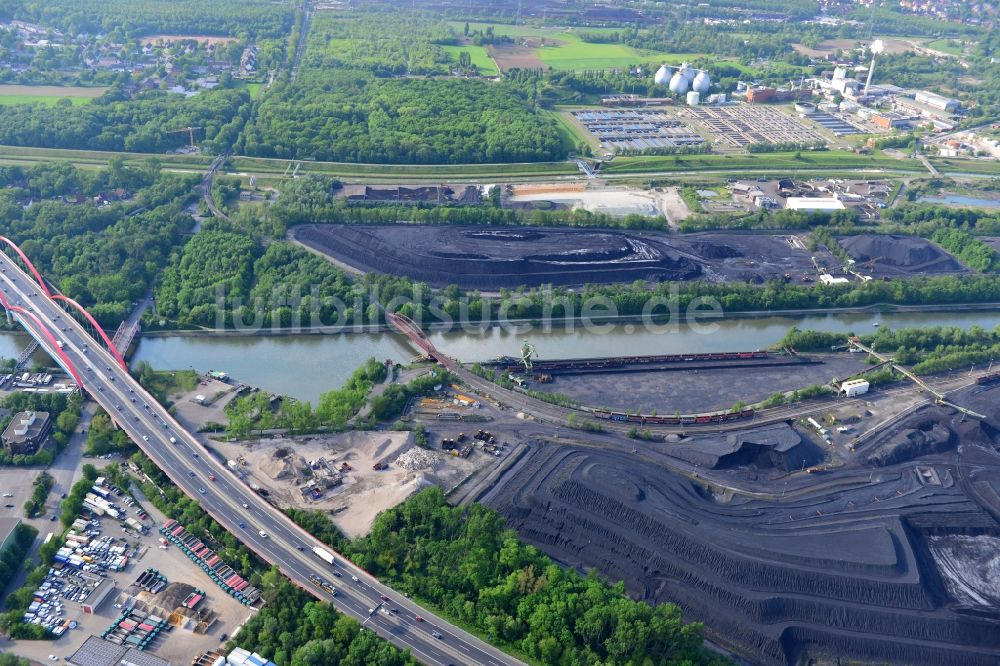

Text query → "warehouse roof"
[68,636,170,666]
[785,197,846,211]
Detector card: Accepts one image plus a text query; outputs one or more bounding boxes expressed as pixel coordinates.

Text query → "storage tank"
[654,65,670,85]
[692,71,711,93]
[669,72,689,94]
[686,91,700,106]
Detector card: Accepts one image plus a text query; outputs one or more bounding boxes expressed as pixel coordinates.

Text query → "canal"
[1,309,997,404]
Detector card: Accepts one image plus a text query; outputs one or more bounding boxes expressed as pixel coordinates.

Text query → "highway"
[0,250,523,666]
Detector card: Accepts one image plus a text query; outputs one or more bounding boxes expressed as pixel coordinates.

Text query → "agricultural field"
[0,85,107,106]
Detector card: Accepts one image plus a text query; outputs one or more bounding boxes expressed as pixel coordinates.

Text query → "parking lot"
[571,108,706,152]
[0,473,254,665]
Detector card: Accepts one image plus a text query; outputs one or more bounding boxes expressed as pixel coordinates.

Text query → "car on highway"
[141,435,148,441]
[432,631,443,639]
[208,474,216,481]
[4,503,14,508]
[241,502,248,509]
[380,594,389,601]
[414,616,424,622]
[238,522,245,529]
[351,575,359,582]
[258,530,268,538]
[198,488,206,494]
[188,471,195,477]
[2,492,12,497]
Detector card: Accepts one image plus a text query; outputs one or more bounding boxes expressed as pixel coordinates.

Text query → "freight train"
[591,408,755,426]
[491,350,769,372]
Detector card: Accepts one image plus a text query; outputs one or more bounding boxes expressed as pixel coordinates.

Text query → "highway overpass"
[0,239,521,666]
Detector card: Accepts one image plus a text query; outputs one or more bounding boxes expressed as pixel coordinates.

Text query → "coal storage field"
[486,385,1000,665]
[293,225,842,289]
[838,234,969,277]
[540,352,869,414]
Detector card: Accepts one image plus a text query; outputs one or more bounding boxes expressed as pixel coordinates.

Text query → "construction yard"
[208,430,498,538]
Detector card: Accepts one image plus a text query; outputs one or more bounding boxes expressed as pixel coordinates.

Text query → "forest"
[154,222,369,329]
[229,576,417,666]
[321,487,725,666]
[0,0,293,38]
[0,162,200,326]
[241,74,565,164]
[0,87,250,154]
[780,324,1000,376]
[304,12,458,77]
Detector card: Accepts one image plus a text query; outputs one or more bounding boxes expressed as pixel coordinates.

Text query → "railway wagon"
[975,372,1000,386]
[492,351,768,372]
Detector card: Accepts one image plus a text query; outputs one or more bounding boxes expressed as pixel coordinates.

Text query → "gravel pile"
[395,447,437,470]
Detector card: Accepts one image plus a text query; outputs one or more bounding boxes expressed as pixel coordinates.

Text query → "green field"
[0,85,107,106]
[932,158,1000,176]
[604,150,927,175]
[925,37,967,56]
[244,82,263,98]
[452,21,704,71]
[543,110,588,154]
[0,95,94,106]
[441,45,498,76]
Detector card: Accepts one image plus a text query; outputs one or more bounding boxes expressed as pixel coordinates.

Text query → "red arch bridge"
[0,236,130,388]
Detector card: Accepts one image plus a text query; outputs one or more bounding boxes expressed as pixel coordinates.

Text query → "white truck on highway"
[312,546,336,565]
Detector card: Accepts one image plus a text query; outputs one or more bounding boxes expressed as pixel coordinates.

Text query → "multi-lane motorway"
[0,250,522,666]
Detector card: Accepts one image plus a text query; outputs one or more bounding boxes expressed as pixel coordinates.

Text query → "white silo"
[681,63,696,83]
[686,91,700,106]
[692,71,711,94]
[669,72,689,94]
[654,65,670,85]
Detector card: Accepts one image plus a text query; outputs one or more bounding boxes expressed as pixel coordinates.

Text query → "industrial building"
[1,410,51,454]
[840,379,870,397]
[0,516,21,552]
[82,577,117,614]
[600,94,671,107]
[745,87,814,104]
[871,112,914,130]
[67,635,170,666]
[914,91,959,113]
[785,197,846,211]
[227,647,278,666]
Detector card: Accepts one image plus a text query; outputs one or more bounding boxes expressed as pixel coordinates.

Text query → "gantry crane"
[167,126,203,148]
[520,340,537,372]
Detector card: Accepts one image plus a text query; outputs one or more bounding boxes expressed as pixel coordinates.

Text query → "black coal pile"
[839,234,965,273]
